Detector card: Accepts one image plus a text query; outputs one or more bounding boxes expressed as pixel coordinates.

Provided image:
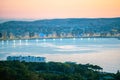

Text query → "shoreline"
[0,37,120,41]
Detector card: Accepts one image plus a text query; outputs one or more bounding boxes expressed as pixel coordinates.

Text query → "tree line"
[0,61,120,80]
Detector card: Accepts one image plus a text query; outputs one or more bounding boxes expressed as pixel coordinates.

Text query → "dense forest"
[0,18,120,40]
[0,61,120,80]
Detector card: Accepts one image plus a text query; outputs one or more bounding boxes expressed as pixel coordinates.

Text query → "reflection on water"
[80,38,83,40]
[73,38,76,40]
[60,38,63,41]
[53,39,56,41]
[36,39,39,42]
[6,40,9,45]
[43,39,46,41]
[19,40,22,45]
[1,40,4,45]
[0,38,120,73]
[25,39,28,45]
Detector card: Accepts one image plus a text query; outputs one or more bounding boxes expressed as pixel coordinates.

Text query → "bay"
[0,38,120,73]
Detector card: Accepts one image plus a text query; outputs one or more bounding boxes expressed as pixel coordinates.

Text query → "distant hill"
[0,18,36,23]
[0,18,120,39]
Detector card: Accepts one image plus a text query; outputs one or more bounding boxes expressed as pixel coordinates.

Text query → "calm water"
[0,38,120,73]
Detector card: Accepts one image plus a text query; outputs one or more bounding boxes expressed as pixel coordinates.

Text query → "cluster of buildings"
[7,56,46,62]
[1,31,120,40]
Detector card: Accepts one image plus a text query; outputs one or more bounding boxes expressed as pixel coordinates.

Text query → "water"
[0,38,120,73]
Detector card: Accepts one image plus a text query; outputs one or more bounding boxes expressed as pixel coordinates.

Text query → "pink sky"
[0,0,120,19]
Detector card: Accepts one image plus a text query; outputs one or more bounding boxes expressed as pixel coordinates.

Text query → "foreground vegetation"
[0,61,120,80]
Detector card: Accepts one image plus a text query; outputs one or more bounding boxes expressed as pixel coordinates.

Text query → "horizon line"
[0,16,120,20]
[0,17,120,24]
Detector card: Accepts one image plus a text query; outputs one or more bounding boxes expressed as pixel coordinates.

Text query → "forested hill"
[0,61,120,80]
[0,18,120,39]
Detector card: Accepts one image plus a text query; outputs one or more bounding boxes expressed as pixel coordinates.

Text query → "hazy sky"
[0,0,120,19]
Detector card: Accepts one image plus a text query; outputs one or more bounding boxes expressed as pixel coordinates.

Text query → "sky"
[0,0,120,19]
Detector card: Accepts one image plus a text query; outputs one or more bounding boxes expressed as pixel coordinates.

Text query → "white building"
[7,56,46,62]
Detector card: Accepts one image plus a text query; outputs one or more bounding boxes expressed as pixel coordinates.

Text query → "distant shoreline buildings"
[0,31,120,40]
[0,18,120,40]
[7,56,46,62]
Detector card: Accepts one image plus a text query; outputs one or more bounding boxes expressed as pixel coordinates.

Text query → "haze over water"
[0,38,120,73]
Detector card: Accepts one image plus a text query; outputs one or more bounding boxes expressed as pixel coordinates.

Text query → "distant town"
[0,18,120,40]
